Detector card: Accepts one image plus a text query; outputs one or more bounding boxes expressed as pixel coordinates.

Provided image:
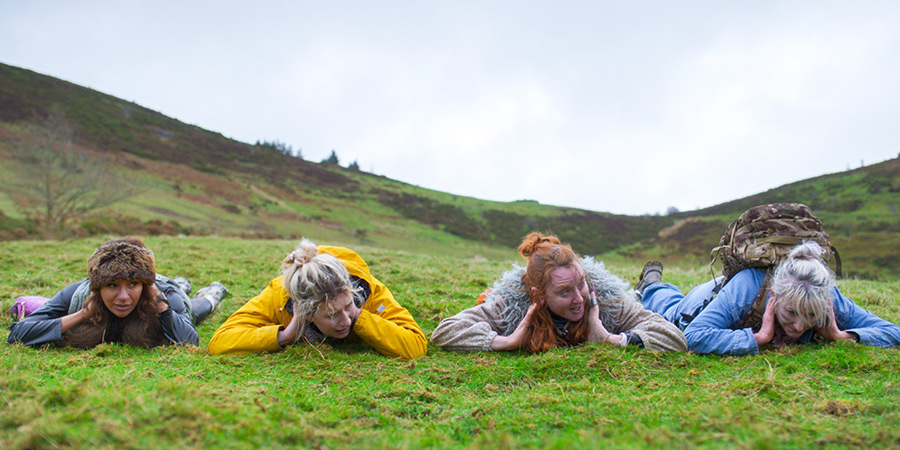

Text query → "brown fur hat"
[87,240,156,291]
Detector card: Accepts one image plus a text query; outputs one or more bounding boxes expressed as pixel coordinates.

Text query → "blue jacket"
[641,269,900,355]
[8,276,198,347]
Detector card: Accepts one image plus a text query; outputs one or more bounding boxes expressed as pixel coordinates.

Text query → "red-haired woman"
[431,233,687,353]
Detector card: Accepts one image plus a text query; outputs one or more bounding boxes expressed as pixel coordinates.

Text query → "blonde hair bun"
[283,238,319,266]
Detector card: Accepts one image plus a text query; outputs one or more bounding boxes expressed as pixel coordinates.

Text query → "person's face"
[773,295,816,340]
[99,280,143,318]
[541,265,590,322]
[310,292,354,339]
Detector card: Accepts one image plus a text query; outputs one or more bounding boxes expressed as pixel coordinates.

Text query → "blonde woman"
[208,239,426,360]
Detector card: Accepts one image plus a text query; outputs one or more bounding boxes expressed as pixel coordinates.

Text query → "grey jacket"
[7,276,198,347]
[431,257,687,352]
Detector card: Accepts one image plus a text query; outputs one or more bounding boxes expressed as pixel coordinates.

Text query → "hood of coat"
[482,256,630,336]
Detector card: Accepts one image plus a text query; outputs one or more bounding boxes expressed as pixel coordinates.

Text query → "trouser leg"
[190,297,213,324]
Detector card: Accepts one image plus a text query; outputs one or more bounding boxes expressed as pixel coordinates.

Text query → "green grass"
[2,237,899,448]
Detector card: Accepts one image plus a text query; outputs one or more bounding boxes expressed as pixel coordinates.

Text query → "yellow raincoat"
[208,246,426,360]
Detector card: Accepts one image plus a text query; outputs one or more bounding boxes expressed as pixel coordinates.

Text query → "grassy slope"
[1,61,898,278]
[614,157,900,278]
[2,237,899,448]
[0,62,672,259]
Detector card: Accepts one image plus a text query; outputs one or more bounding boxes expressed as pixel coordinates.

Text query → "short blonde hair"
[282,238,354,341]
[771,241,835,328]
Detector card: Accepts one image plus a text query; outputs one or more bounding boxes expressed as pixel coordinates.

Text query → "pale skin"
[753,291,857,347]
[277,291,361,346]
[490,264,625,351]
[59,280,168,333]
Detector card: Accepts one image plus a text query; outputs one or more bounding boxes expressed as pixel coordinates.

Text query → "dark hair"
[62,238,165,348]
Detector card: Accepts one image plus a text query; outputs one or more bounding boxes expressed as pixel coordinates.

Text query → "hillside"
[0,62,672,259]
[615,157,900,278]
[1,62,897,277]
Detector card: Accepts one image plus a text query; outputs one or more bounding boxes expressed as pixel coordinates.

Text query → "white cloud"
[2,1,899,215]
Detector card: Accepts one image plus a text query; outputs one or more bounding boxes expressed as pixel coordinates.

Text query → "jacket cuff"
[352,309,376,342]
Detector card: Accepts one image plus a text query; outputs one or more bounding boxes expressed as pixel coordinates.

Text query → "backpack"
[683,203,841,329]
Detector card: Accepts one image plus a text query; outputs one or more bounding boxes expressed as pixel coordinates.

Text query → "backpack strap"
[680,272,733,325]
[735,270,773,330]
[831,245,842,277]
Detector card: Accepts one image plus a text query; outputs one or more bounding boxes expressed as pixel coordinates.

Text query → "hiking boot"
[193,281,229,312]
[634,261,663,297]
[172,277,193,295]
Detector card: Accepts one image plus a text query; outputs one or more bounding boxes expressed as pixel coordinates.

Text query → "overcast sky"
[3,1,899,215]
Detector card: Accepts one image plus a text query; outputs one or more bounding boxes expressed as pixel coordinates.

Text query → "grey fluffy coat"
[483,256,629,336]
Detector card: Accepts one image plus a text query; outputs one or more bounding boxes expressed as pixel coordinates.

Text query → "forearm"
[610,298,688,352]
[354,310,427,359]
[208,324,282,355]
[8,319,63,346]
[685,326,758,355]
[490,333,519,351]
[59,309,90,334]
[431,304,502,352]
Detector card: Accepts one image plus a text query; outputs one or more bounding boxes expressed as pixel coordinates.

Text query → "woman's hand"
[491,303,538,351]
[348,300,362,327]
[82,291,100,320]
[587,299,625,346]
[814,304,857,342]
[60,291,97,333]
[277,301,304,346]
[149,284,169,314]
[586,291,614,344]
[753,297,777,346]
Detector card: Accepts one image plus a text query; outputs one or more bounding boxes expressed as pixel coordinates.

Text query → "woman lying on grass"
[636,242,900,355]
[7,238,228,348]
[431,232,687,353]
[207,238,427,360]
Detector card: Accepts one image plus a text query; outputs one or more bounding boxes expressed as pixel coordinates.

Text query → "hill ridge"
[1,62,897,277]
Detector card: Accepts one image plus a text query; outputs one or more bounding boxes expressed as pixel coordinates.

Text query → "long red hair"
[518,232,590,353]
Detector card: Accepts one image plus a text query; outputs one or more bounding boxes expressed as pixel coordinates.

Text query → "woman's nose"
[574,289,585,303]
[117,287,130,300]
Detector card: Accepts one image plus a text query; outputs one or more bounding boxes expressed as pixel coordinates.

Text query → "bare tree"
[17,108,136,225]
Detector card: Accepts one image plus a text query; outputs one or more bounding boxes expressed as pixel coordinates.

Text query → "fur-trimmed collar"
[481,256,629,336]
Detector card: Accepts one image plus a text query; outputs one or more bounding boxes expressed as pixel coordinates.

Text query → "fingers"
[521,303,538,326]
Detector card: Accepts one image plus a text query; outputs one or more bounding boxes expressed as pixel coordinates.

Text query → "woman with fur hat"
[431,232,687,353]
[8,238,227,348]
[208,238,427,360]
